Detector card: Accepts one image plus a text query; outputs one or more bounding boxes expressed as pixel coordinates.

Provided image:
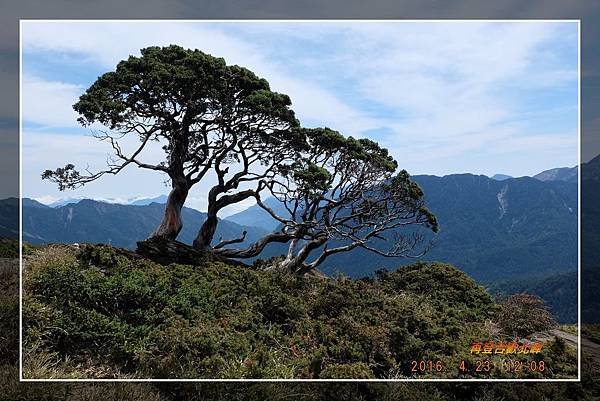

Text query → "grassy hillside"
[21,243,577,379]
[0,243,596,398]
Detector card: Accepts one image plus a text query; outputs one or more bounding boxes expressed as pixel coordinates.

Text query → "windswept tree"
[42,45,300,242]
[215,127,439,274]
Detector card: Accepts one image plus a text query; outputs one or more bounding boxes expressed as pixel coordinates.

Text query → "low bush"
[0,237,18,258]
[22,244,574,379]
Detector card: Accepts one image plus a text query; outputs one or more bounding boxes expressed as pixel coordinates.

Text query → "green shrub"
[319,362,375,379]
[22,244,573,379]
[0,238,18,258]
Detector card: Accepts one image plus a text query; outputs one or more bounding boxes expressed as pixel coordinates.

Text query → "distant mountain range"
[251,174,578,284]
[42,194,170,208]
[491,174,513,181]
[534,166,578,183]
[10,166,581,279]
[0,197,19,237]
[18,199,267,250]
[2,161,596,323]
[224,197,288,232]
[28,166,580,212]
[412,174,577,281]
[582,155,600,266]
[581,155,600,323]
[490,166,578,183]
[128,195,169,206]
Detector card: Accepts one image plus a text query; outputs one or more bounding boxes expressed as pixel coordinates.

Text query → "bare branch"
[213,231,247,249]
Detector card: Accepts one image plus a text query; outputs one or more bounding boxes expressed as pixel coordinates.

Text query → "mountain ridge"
[13,171,579,282]
[8,166,586,324]
[19,199,267,250]
[253,173,577,283]
[534,166,578,183]
[29,162,582,212]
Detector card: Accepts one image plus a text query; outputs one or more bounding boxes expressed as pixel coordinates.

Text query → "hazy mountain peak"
[128,194,169,206]
[533,166,578,183]
[36,194,170,208]
[224,197,287,232]
[491,174,513,181]
[22,198,50,208]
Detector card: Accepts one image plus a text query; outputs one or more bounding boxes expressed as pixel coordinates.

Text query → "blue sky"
[21,21,579,215]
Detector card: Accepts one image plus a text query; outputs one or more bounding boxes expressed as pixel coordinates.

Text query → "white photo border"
[18,18,582,383]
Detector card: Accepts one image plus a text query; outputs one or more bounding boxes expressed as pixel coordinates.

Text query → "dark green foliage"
[292,163,332,195]
[0,251,594,399]
[0,258,18,364]
[318,363,375,379]
[41,45,303,245]
[0,237,18,258]
[296,128,397,173]
[73,45,296,131]
[23,245,501,379]
[375,262,497,320]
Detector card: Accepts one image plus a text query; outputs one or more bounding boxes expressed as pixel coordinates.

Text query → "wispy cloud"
[21,21,579,205]
[22,75,83,127]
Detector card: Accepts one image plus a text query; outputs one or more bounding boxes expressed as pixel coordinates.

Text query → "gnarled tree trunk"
[278,236,327,274]
[192,211,217,251]
[150,178,189,240]
[192,189,256,252]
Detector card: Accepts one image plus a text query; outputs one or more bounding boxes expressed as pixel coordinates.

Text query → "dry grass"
[23,340,139,380]
[1,363,167,401]
[22,244,78,283]
[560,324,578,336]
[0,258,18,291]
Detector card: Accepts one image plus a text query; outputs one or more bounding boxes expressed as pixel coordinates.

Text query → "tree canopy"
[215,127,439,274]
[43,45,438,274]
[43,45,301,241]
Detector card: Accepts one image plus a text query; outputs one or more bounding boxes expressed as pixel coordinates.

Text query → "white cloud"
[22,21,382,136]
[22,74,83,127]
[22,129,170,200]
[23,128,258,214]
[21,21,579,199]
[33,195,60,205]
